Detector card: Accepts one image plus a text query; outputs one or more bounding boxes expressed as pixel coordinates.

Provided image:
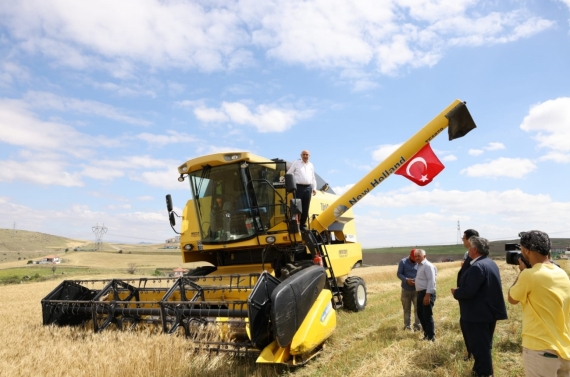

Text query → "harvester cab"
[42,100,477,365]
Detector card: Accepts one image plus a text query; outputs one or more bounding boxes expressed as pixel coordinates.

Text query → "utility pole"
[92,223,108,251]
[457,221,461,245]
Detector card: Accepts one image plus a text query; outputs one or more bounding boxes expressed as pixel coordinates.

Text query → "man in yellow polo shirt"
[508,230,570,376]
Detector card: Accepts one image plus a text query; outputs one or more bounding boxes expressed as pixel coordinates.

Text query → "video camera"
[505,242,531,269]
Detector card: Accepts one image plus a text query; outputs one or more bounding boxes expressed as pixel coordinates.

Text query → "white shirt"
[415,259,437,294]
[287,160,317,190]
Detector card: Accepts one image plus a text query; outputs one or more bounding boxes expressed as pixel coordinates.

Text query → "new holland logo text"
[349,156,406,206]
[425,127,443,143]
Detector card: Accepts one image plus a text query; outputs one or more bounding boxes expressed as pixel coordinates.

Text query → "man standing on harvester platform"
[287,150,317,231]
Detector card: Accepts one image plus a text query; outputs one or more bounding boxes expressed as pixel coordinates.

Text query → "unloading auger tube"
[310,99,476,233]
[41,99,476,365]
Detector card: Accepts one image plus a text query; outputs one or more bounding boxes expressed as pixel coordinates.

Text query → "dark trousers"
[416,290,436,340]
[463,320,496,376]
[460,318,471,356]
[296,184,312,230]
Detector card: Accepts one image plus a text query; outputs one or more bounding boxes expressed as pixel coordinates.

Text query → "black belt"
[296,184,311,187]
[417,289,427,293]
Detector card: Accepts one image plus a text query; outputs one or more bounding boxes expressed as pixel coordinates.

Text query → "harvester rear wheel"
[342,276,366,312]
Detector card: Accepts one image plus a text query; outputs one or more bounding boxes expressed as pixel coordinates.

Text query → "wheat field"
[1,261,568,377]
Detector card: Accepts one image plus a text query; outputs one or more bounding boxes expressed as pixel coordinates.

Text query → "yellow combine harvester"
[42,100,477,365]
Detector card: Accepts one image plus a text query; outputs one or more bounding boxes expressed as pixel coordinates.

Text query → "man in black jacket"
[457,228,479,361]
[451,236,508,377]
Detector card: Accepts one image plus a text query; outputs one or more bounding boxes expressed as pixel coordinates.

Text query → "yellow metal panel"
[257,340,291,364]
[325,243,362,277]
[179,152,273,173]
[290,290,336,355]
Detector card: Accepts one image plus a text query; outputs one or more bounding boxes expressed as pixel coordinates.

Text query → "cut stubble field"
[3,257,568,377]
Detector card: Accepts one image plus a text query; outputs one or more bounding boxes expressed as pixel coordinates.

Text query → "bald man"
[287,150,317,231]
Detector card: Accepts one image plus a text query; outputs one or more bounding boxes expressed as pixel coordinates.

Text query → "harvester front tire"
[342,276,367,312]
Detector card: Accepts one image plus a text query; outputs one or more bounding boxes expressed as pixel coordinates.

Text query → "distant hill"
[0,228,93,263]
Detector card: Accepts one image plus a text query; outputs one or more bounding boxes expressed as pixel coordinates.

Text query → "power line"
[106,233,166,242]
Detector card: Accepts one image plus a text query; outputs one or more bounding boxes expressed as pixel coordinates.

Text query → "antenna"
[92,223,108,251]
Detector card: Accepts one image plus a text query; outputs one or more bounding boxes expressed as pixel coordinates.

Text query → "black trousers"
[296,184,312,230]
[416,290,436,340]
[460,318,471,356]
[463,320,496,376]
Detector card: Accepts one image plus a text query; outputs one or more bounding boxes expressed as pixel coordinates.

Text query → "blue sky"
[1,0,569,248]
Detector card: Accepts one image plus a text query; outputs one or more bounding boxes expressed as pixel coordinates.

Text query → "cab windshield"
[188,161,287,243]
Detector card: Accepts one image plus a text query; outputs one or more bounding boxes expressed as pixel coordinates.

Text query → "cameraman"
[508,230,570,376]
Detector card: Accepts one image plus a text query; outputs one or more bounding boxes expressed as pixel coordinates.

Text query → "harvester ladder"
[303,231,343,309]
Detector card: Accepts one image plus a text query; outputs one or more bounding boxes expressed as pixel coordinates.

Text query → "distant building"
[165,236,180,243]
[38,255,61,264]
[172,267,188,277]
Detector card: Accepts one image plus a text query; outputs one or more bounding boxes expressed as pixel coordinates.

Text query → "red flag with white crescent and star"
[395,143,444,186]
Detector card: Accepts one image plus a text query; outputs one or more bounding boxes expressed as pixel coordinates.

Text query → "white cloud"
[79,155,182,186]
[92,81,157,98]
[442,154,457,162]
[131,169,187,191]
[81,166,125,181]
[0,99,115,156]
[193,106,230,123]
[520,97,570,162]
[136,130,201,147]
[106,204,132,210]
[0,0,554,85]
[468,149,483,156]
[538,152,570,163]
[484,142,505,151]
[0,158,83,187]
[559,0,570,10]
[460,157,536,178]
[0,197,171,243]
[24,91,152,126]
[193,101,315,133]
[372,143,402,161]
[352,187,570,247]
[0,0,252,74]
[0,60,30,88]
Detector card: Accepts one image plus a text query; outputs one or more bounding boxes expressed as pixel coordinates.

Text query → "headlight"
[183,244,193,251]
[265,236,276,244]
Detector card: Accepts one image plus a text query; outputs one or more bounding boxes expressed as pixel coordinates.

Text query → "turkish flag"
[395,143,444,186]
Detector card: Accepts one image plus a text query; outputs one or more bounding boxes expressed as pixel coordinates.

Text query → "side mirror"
[169,212,176,227]
[290,198,302,215]
[285,174,296,193]
[166,194,173,212]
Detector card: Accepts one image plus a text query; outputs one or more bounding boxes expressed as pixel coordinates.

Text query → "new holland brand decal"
[320,302,333,322]
[348,156,406,206]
